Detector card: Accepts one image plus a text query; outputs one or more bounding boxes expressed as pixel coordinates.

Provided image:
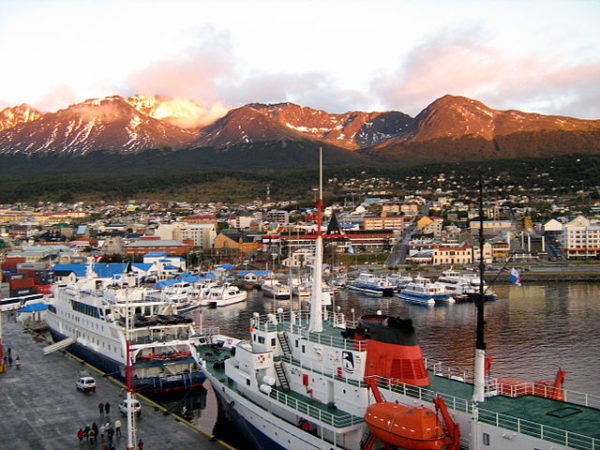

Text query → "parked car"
[76,376,96,392]
[118,399,142,416]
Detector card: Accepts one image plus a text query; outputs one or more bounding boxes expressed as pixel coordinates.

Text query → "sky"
[1,0,599,119]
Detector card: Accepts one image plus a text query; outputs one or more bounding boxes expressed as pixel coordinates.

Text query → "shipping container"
[9,278,35,290]
[5,272,26,281]
[10,287,36,297]
[35,285,53,294]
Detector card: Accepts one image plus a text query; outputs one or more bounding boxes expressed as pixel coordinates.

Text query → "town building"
[123,237,194,257]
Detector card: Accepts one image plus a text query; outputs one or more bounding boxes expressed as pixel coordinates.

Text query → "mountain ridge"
[1,94,599,169]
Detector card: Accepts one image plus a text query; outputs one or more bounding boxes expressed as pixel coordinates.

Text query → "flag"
[347,244,354,254]
[509,268,522,286]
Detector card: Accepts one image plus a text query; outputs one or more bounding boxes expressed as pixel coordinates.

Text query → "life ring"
[257,354,265,363]
[226,338,233,345]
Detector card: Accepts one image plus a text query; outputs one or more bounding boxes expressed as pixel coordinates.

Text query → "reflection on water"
[173,282,600,438]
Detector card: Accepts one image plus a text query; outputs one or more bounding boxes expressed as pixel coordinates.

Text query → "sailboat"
[193,156,600,449]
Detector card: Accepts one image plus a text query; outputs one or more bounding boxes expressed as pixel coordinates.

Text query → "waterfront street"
[0,315,228,450]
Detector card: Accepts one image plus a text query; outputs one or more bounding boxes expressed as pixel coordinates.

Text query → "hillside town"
[2,174,599,299]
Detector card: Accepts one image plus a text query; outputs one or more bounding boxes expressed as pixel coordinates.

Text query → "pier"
[0,314,230,450]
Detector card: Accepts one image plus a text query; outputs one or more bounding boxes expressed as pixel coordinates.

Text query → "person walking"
[114,419,122,438]
[104,401,111,415]
[137,439,144,449]
[88,428,96,445]
[76,428,85,443]
[107,426,115,443]
[92,422,98,439]
[15,356,20,370]
[98,402,104,416]
[7,355,12,367]
[99,423,105,441]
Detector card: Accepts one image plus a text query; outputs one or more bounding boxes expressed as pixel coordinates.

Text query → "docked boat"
[398,275,455,305]
[261,278,291,299]
[347,272,396,296]
[436,269,497,302]
[205,283,247,307]
[387,272,413,290]
[46,272,205,393]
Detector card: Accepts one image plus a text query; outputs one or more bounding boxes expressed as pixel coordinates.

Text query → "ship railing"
[495,381,600,409]
[426,358,472,383]
[279,355,364,387]
[282,323,368,352]
[268,388,363,428]
[478,407,598,450]
[191,326,221,337]
[375,376,471,413]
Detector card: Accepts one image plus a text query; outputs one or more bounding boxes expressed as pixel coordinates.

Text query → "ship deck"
[391,369,600,449]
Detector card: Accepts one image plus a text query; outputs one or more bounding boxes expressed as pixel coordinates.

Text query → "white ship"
[46,271,205,393]
[204,283,248,307]
[261,278,291,299]
[194,155,599,450]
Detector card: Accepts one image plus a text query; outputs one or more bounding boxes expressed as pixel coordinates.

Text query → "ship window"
[295,340,298,348]
[482,433,490,445]
[302,345,306,353]
[271,338,276,346]
[258,336,265,344]
[246,379,251,386]
[253,334,256,341]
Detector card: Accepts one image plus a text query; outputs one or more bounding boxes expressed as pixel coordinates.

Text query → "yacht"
[347,272,395,296]
[398,275,455,305]
[261,278,291,299]
[205,283,248,307]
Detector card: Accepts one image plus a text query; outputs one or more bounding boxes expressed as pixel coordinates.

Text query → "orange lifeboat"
[364,377,460,450]
[365,403,447,449]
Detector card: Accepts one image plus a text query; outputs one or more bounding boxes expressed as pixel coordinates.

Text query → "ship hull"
[207,371,330,450]
[49,327,205,393]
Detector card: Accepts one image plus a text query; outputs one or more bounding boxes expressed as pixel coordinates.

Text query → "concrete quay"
[0,315,231,450]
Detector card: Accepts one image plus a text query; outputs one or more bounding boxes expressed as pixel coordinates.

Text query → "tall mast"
[472,174,487,402]
[125,289,137,449]
[308,148,324,332]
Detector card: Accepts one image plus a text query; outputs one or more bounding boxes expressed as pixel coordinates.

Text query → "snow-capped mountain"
[0,104,43,132]
[0,94,598,165]
[0,96,197,155]
[246,103,415,149]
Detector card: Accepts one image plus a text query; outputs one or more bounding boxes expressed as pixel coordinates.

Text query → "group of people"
[2,347,21,370]
[77,418,122,447]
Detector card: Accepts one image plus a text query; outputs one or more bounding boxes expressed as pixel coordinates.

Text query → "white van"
[76,376,96,392]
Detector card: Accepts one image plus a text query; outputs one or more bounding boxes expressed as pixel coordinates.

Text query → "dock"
[0,313,231,450]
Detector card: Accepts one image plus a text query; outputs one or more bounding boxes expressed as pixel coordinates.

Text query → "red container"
[35,285,53,294]
[9,278,35,290]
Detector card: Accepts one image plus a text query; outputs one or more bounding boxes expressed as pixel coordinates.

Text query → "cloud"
[372,27,600,119]
[126,26,374,117]
[34,84,79,112]
[126,27,235,108]
[223,72,373,113]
